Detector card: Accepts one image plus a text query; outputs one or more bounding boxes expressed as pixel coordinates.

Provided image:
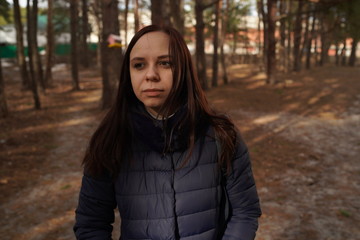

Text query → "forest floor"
[0,62,359,240]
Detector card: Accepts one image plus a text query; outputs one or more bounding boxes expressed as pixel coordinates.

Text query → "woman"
[74,25,261,240]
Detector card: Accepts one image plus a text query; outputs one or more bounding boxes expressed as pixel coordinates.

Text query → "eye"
[133,62,145,69]
[159,60,172,68]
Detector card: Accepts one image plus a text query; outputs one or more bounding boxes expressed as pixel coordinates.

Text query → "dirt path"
[0,69,104,239]
[236,109,360,240]
[1,65,359,239]
[207,65,360,240]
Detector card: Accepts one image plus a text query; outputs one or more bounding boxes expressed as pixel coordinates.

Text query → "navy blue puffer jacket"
[74,108,261,240]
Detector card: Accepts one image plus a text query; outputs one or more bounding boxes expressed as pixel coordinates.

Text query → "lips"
[142,88,163,97]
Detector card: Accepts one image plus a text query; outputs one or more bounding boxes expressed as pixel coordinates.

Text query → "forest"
[0,0,359,239]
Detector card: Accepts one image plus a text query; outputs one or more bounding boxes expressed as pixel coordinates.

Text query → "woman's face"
[130,31,173,117]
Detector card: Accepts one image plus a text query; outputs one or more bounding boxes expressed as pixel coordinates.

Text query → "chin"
[144,102,162,109]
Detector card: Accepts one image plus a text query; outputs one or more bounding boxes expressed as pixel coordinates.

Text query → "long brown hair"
[83,25,236,177]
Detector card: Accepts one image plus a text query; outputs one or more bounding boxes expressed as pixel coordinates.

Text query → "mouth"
[142,88,163,97]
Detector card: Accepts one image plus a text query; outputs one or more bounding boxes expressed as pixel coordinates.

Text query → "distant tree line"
[258,0,360,83]
[0,0,359,117]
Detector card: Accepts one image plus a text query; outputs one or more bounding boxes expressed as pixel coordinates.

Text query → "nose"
[145,64,160,82]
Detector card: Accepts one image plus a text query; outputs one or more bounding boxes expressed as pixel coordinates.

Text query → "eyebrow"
[158,55,170,59]
[130,55,170,62]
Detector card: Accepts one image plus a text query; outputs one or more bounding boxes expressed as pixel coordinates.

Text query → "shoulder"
[234,130,249,158]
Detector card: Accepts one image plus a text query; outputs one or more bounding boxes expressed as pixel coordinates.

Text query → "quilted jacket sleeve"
[74,173,117,240]
[222,136,262,240]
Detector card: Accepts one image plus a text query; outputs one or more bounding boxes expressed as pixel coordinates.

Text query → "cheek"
[130,72,139,88]
[130,74,140,98]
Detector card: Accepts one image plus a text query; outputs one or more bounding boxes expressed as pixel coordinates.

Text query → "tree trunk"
[279,0,286,72]
[134,0,140,32]
[286,0,294,72]
[306,8,316,69]
[293,0,304,72]
[220,0,228,84]
[341,38,347,66]
[32,0,45,90]
[0,58,8,118]
[211,0,220,87]
[314,32,319,66]
[13,0,30,89]
[162,0,172,26]
[324,44,331,64]
[319,14,328,66]
[348,37,358,67]
[266,0,277,84]
[101,0,123,109]
[81,0,90,68]
[300,5,310,64]
[151,0,166,26]
[26,0,41,109]
[259,0,268,69]
[45,0,54,86]
[170,0,185,35]
[70,0,80,90]
[91,0,102,67]
[279,0,286,48]
[335,42,339,66]
[124,0,129,46]
[256,0,264,70]
[195,0,208,90]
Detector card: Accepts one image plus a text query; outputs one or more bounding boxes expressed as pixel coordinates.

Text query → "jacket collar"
[130,103,188,154]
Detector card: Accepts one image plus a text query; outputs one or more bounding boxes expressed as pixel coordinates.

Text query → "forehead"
[130,31,170,58]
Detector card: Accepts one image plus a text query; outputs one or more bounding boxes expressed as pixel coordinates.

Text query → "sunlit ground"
[1,63,360,239]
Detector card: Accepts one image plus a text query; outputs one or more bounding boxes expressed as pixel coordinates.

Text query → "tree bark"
[13,0,30,89]
[90,0,102,67]
[259,0,268,69]
[211,0,220,87]
[151,0,166,26]
[26,0,41,109]
[45,0,54,86]
[256,0,264,70]
[81,0,90,68]
[220,0,228,84]
[340,38,347,66]
[314,30,319,66]
[170,0,185,35]
[286,0,294,72]
[300,4,310,63]
[163,0,172,26]
[70,0,80,90]
[195,0,208,90]
[27,0,45,91]
[306,11,316,69]
[266,0,277,84]
[32,0,45,90]
[348,37,358,67]
[124,0,129,46]
[101,0,123,109]
[0,58,8,118]
[279,0,286,48]
[134,0,140,32]
[279,0,286,72]
[293,0,304,72]
[335,42,339,66]
[319,13,329,67]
